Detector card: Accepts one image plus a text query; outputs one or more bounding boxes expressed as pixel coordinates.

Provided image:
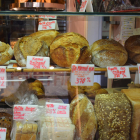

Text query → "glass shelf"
[0,11,140,16]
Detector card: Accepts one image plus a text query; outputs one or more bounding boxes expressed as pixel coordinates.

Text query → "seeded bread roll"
[14,36,48,67]
[70,94,97,140]
[0,41,13,65]
[125,35,140,63]
[50,32,91,67]
[95,93,131,140]
[91,39,128,67]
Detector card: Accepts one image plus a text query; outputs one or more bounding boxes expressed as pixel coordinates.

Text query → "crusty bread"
[29,30,59,47]
[95,93,131,140]
[125,35,140,63]
[0,41,13,65]
[91,39,128,67]
[50,32,91,67]
[70,94,97,140]
[14,36,48,67]
[121,89,140,140]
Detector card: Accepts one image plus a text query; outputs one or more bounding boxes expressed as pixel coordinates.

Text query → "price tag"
[107,66,130,79]
[46,102,69,118]
[39,15,57,19]
[137,64,140,83]
[0,128,6,140]
[0,66,6,88]
[79,0,93,12]
[38,20,58,30]
[26,56,50,69]
[71,64,94,86]
[13,105,38,120]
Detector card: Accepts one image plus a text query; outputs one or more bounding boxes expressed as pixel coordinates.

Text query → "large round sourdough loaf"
[14,36,48,67]
[125,35,140,63]
[50,32,91,67]
[91,39,128,67]
[0,41,13,65]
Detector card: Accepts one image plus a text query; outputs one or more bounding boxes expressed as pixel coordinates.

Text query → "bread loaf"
[121,89,140,140]
[50,32,91,67]
[95,93,131,140]
[0,41,13,65]
[70,94,97,140]
[91,39,128,67]
[14,36,48,67]
[125,35,140,63]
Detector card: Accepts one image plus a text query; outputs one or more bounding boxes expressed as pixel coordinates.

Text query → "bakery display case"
[0,0,140,140]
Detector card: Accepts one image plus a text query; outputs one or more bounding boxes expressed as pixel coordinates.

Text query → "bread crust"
[91,39,128,67]
[125,35,140,63]
[50,32,91,67]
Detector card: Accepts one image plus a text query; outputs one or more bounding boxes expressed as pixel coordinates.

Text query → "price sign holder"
[0,66,6,88]
[46,102,69,118]
[0,128,6,140]
[107,66,130,79]
[13,105,38,120]
[26,56,50,69]
[79,0,93,12]
[70,64,94,86]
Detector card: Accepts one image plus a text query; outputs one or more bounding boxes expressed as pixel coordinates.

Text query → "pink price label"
[0,128,6,140]
[107,66,130,79]
[0,66,6,89]
[38,21,56,30]
[79,0,88,12]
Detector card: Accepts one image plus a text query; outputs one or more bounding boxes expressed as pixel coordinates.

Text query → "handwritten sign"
[13,105,38,120]
[39,15,57,19]
[137,64,140,83]
[79,0,93,12]
[107,66,130,79]
[0,128,6,140]
[46,103,69,118]
[26,56,50,69]
[71,64,94,86]
[38,20,57,30]
[0,66,6,88]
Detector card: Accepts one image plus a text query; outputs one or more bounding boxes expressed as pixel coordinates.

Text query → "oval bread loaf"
[14,36,48,67]
[125,35,140,63]
[50,32,91,67]
[0,41,13,65]
[91,39,128,67]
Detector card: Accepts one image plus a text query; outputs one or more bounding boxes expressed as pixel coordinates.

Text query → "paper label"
[0,67,6,88]
[107,66,130,79]
[39,15,57,19]
[71,64,94,86]
[13,105,38,120]
[46,102,69,118]
[79,0,93,12]
[38,20,56,30]
[26,56,50,69]
[137,64,140,83]
[0,128,6,140]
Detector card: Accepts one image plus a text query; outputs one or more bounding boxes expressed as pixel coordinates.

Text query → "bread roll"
[125,35,140,63]
[0,41,13,65]
[14,36,48,67]
[121,89,140,140]
[91,39,128,67]
[95,93,131,140]
[70,94,97,140]
[50,32,91,67]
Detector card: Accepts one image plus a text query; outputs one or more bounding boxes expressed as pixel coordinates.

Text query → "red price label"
[79,0,88,12]
[38,20,56,30]
[107,66,130,79]
[0,128,6,140]
[0,67,6,88]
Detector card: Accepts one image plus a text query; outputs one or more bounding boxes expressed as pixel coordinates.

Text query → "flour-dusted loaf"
[91,39,128,67]
[121,89,140,140]
[70,94,97,140]
[50,32,91,67]
[29,30,59,47]
[14,36,48,67]
[0,41,13,65]
[125,35,140,63]
[95,93,131,140]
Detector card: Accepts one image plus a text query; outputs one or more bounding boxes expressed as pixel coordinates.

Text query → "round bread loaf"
[0,41,13,65]
[125,35,140,63]
[50,32,91,67]
[91,39,128,67]
[14,36,48,67]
